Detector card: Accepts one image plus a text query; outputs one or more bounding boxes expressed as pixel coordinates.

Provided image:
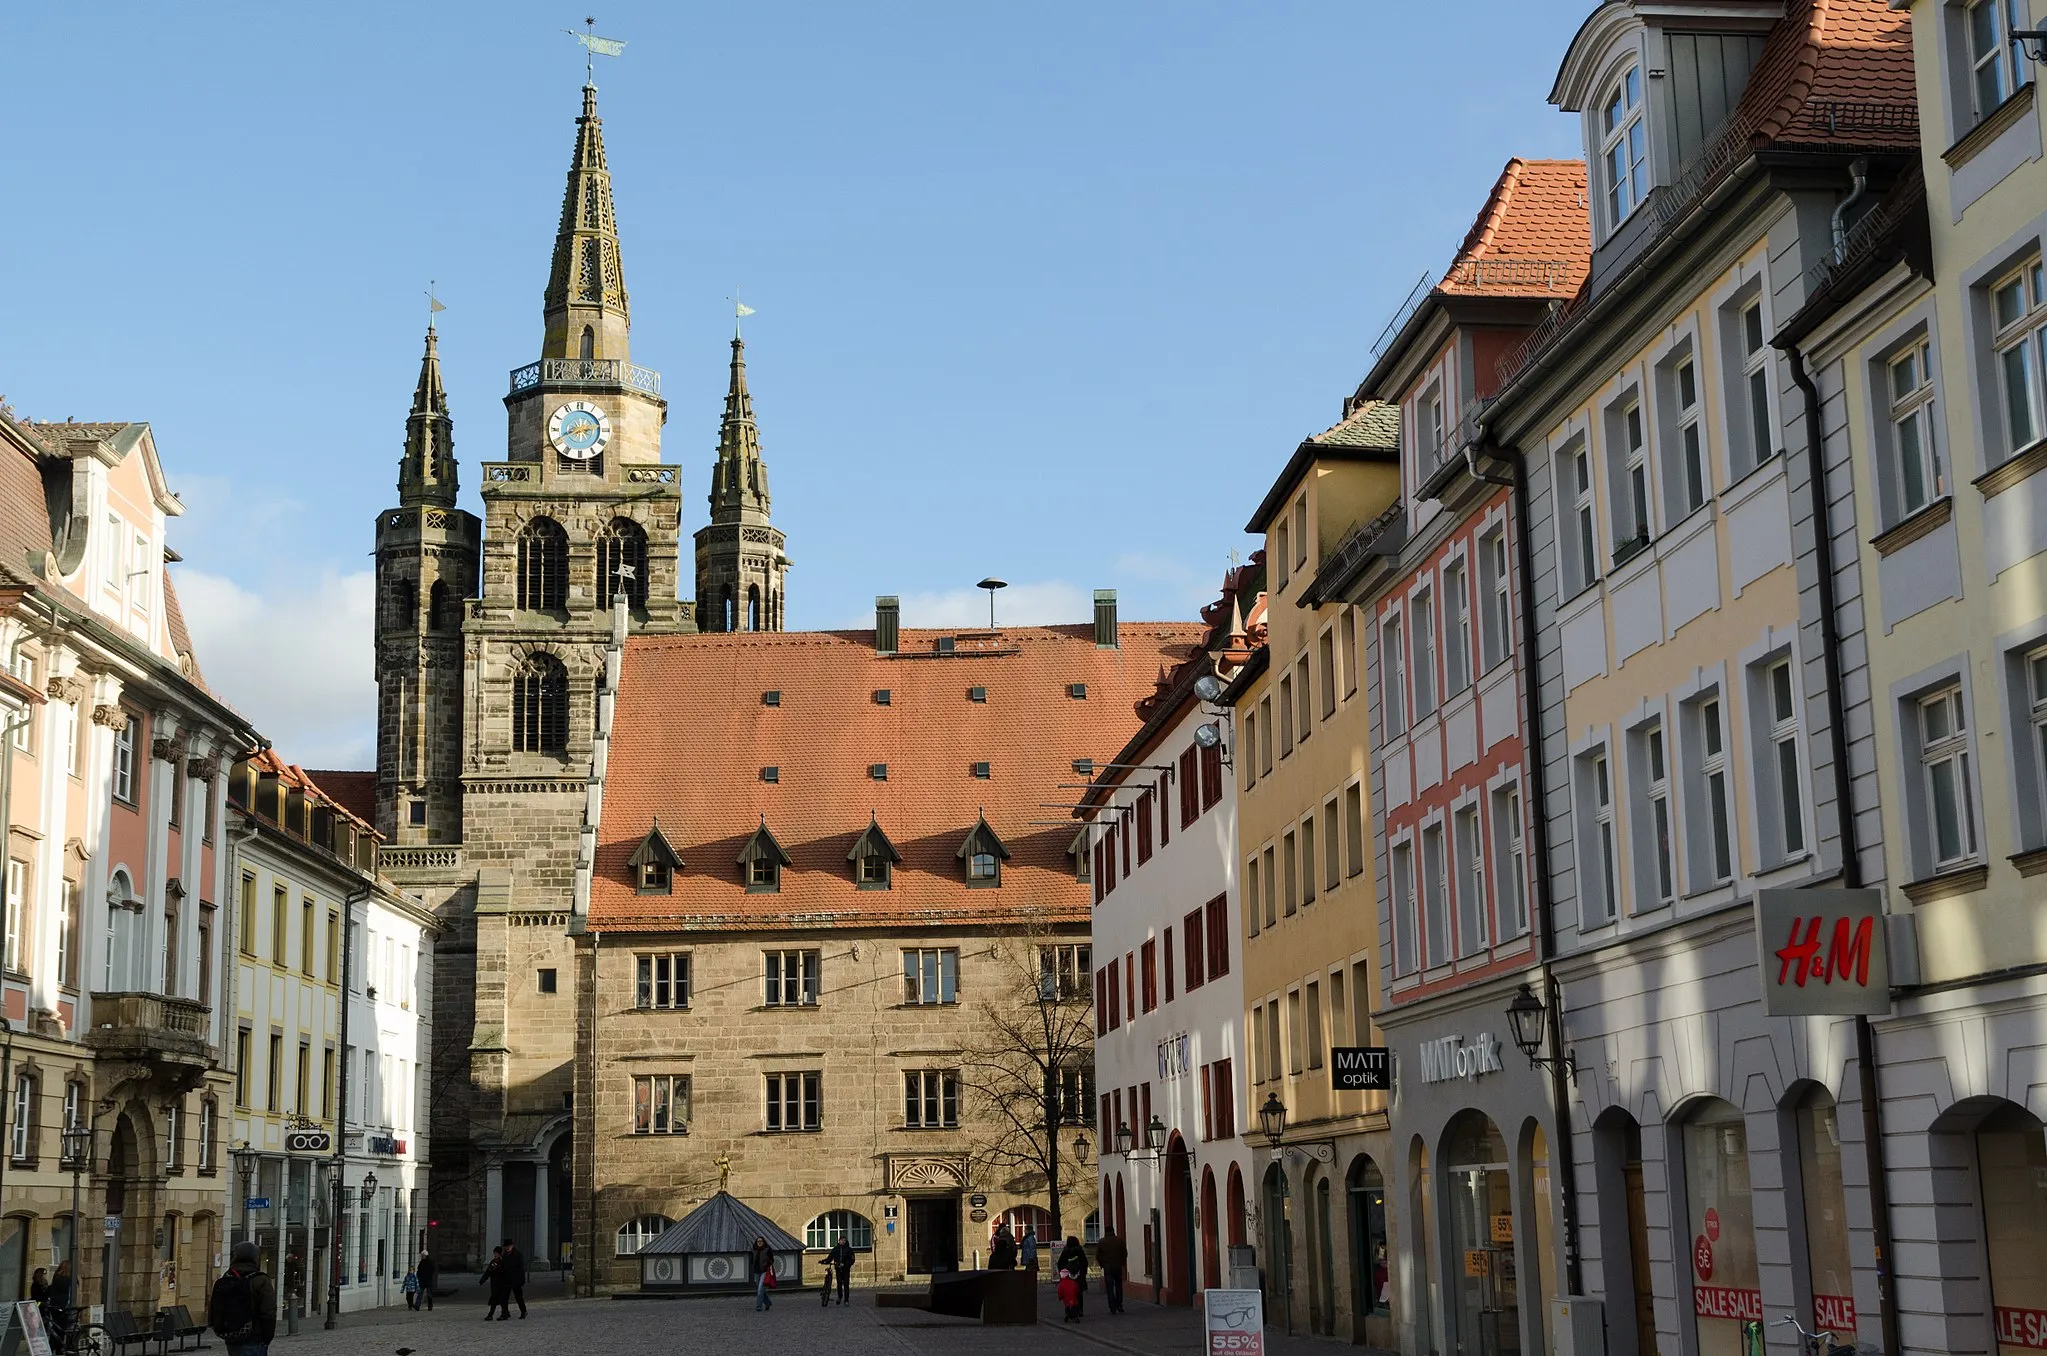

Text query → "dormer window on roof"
[628,819,685,896]
[958,813,1010,888]
[1601,63,1647,233]
[848,816,901,890]
[737,819,791,894]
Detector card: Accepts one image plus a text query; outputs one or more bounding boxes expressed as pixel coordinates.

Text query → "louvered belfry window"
[512,653,569,753]
[596,518,648,608]
[517,517,569,611]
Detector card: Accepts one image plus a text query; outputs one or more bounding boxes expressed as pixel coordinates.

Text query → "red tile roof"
[247,748,379,837]
[589,622,1206,932]
[1740,0,1918,149]
[303,769,377,826]
[1436,159,1591,299]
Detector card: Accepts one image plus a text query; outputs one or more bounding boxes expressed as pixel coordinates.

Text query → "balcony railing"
[86,992,213,1065]
[508,358,662,396]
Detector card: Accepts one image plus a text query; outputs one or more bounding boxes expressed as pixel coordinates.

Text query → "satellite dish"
[1193,674,1224,703]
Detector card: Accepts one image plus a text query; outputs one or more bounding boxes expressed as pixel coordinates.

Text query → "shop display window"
[1349,1156,1390,1316]
[1979,1105,2047,1355]
[1794,1093,1855,1335]
[1683,1101,1761,1356]
[1445,1112,1519,1356]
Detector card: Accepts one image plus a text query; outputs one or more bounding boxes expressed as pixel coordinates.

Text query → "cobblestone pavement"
[263,1274,1385,1356]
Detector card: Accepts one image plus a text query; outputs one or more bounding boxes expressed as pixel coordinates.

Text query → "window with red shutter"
[1140,1082,1152,1137]
[1104,827,1117,893]
[1159,781,1169,848]
[1121,817,1133,877]
[1163,928,1175,1001]
[1206,895,1229,978]
[1180,748,1199,826]
[1201,741,1224,809]
[1140,939,1158,1013]
[1101,1093,1113,1132]
[1136,792,1154,865]
[1184,908,1206,990]
[1095,969,1108,1034]
[1214,1059,1234,1139]
[1106,959,1121,1029]
[1125,951,1137,1020]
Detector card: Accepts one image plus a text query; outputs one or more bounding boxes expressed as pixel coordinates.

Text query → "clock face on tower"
[547,401,611,459]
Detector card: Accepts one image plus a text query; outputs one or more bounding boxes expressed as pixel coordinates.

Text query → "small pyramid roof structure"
[640,1190,802,1256]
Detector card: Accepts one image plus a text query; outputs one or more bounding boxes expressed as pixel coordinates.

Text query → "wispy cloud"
[174,566,376,769]
[845,580,1096,631]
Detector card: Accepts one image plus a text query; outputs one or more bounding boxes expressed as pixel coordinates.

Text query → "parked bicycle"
[48,1306,107,1356]
[1778,1313,1858,1356]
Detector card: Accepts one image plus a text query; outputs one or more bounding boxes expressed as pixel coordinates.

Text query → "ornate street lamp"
[1506,983,1578,1078]
[230,1141,258,1244]
[1144,1115,1167,1154]
[359,1171,378,1206]
[1258,1093,1287,1149]
[1115,1121,1134,1156]
[62,1123,91,1301]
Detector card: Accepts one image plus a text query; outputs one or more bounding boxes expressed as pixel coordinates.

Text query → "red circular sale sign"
[1693,1235,1714,1281]
[1704,1208,1720,1242]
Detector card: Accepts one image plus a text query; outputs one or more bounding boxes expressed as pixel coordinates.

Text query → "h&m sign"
[1417,1033,1503,1084]
[1755,889,1891,1017]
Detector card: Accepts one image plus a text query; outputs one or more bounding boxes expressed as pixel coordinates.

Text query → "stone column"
[531,1160,549,1270]
[484,1160,503,1266]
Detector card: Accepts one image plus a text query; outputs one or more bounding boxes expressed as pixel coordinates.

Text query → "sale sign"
[1694,1286,1763,1321]
[1704,1208,1720,1241]
[1814,1295,1856,1333]
[1755,889,1892,1016]
[1693,1235,1714,1281]
[1205,1288,1266,1356]
[1998,1307,2047,1350]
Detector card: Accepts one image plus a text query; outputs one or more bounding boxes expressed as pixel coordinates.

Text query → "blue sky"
[0,2,1586,766]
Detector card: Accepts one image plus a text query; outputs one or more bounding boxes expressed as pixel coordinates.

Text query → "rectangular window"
[1920,686,1978,868]
[1492,784,1529,939]
[1274,521,1290,590]
[1421,822,1448,968]
[1419,387,1446,472]
[1105,958,1121,1029]
[1344,783,1365,877]
[1287,990,1304,1074]
[1184,908,1206,990]
[1612,396,1652,557]
[1692,696,1735,884]
[1318,631,1337,718]
[321,1048,334,1119]
[1479,530,1512,672]
[1453,804,1485,957]
[1136,789,1154,864]
[1245,857,1260,937]
[271,887,287,967]
[635,952,692,1009]
[1991,259,2046,460]
[1665,351,1708,521]
[295,1043,311,1117]
[1381,617,1407,738]
[1140,939,1159,1013]
[903,1070,960,1128]
[57,880,78,988]
[1163,926,1174,1000]
[903,948,959,1005]
[1444,561,1471,695]
[1295,657,1312,742]
[1340,608,1359,696]
[1412,588,1436,719]
[1206,895,1228,979]
[764,950,820,1007]
[1278,674,1295,757]
[301,897,315,976]
[2,859,24,975]
[267,1033,282,1111]
[1966,0,2034,121]
[1042,944,1090,1001]
[1282,831,1298,917]
[1601,63,1646,229]
[1262,845,1277,928]
[1629,720,1675,910]
[1887,338,1943,516]
[633,1074,692,1134]
[8,655,30,753]
[1180,747,1199,827]
[11,1077,32,1163]
[1567,443,1599,593]
[1200,740,1223,810]
[2026,648,2047,848]
[1300,816,1317,907]
[325,911,339,984]
[112,716,136,804]
[1322,799,1340,892]
[1584,749,1618,926]
[1305,982,1324,1070]
[1212,1058,1234,1138]
[196,1096,215,1171]
[1241,713,1257,789]
[1258,696,1274,774]
[1741,299,1775,469]
[764,1072,822,1132]
[1761,658,1807,861]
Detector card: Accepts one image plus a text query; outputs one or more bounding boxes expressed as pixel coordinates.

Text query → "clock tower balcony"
[509,357,661,398]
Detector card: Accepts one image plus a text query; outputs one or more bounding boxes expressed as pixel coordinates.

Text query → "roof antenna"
[977,577,1007,630]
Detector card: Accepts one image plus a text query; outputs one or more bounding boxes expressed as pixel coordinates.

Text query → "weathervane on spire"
[730,288,755,340]
[426,280,446,333]
[564,16,626,85]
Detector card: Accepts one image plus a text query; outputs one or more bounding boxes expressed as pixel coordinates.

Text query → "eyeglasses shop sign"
[1755,888,1890,1017]
[1417,1033,1504,1084]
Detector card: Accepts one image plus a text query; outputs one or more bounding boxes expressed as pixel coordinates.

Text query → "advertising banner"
[1755,889,1890,1016]
[1204,1288,1265,1356]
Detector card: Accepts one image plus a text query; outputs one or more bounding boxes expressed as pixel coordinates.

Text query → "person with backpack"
[208,1241,277,1356]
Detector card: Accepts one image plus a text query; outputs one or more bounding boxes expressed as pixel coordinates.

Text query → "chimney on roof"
[1094,590,1118,649]
[875,596,900,655]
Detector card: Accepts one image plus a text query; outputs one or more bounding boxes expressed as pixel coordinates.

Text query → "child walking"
[1057,1268,1081,1323]
[403,1267,420,1310]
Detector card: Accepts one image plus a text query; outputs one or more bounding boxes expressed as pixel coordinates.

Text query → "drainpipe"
[1783,339,1899,1356]
[1830,159,1870,265]
[325,883,370,1329]
[1502,451,1586,1300]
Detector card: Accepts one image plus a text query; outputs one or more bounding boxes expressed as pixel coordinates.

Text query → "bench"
[155,1307,208,1351]
[101,1311,162,1356]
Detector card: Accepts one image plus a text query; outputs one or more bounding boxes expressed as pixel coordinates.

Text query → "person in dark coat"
[750,1236,776,1312]
[415,1252,437,1311]
[500,1240,528,1318]
[1095,1227,1129,1314]
[42,1261,73,1342]
[988,1222,1017,1270]
[824,1237,855,1306]
[481,1246,507,1319]
[1056,1236,1089,1316]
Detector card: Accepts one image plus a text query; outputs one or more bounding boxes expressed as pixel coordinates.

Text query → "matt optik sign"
[1417,1032,1503,1084]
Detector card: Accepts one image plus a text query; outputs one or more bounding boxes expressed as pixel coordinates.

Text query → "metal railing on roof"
[1800,172,1925,298]
[1442,258,1577,291]
[508,357,663,395]
[1370,272,1437,359]
[1310,500,1407,599]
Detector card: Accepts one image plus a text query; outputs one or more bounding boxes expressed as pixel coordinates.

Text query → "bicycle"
[47,1307,107,1356]
[1777,1313,1857,1356]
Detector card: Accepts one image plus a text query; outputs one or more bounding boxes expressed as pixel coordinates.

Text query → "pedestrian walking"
[500,1239,528,1318]
[28,1269,47,1310]
[1096,1227,1128,1314]
[826,1238,854,1306]
[402,1267,420,1310]
[1020,1226,1039,1275]
[988,1221,1016,1270]
[750,1236,776,1312]
[1057,1268,1081,1322]
[1056,1235,1089,1317]
[208,1240,277,1356]
[416,1252,438,1312]
[43,1261,73,1345]
[481,1245,507,1319]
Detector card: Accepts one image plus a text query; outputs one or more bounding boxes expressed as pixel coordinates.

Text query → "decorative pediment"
[736,819,790,869]
[884,1154,968,1192]
[627,818,684,871]
[955,813,1010,863]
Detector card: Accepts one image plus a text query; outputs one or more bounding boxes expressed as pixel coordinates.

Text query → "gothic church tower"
[373,322,480,843]
[693,334,790,631]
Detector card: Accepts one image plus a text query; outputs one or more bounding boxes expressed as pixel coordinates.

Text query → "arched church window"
[748,586,762,632]
[517,518,569,612]
[596,519,648,610]
[722,590,736,633]
[512,653,569,754]
[428,580,449,632]
[388,578,415,632]
[580,326,595,361]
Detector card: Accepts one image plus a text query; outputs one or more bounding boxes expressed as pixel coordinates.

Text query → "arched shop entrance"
[1678,1099,1759,1356]
[1163,1136,1194,1304]
[1200,1167,1221,1290]
[1443,1111,1517,1356]
[1347,1155,1389,1336]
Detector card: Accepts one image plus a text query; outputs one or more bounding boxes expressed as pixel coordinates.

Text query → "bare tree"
[959,920,1096,1241]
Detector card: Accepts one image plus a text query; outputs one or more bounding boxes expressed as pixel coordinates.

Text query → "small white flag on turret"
[735,303,756,317]
[574,31,626,56]
[429,296,446,314]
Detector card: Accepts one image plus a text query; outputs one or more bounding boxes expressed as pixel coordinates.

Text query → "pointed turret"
[398,323,458,507]
[709,337,770,517]
[542,84,631,362]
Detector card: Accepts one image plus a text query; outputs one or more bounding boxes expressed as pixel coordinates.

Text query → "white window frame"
[1611,393,1653,557]
[1479,527,1512,672]
[1965,0,2034,123]
[1452,803,1486,958]
[1990,258,2046,462]
[112,716,135,805]
[8,654,30,753]
[1568,442,1600,593]
[2025,645,2047,846]
[1667,348,1708,521]
[1887,336,1945,517]
[616,1215,673,1256]
[1390,838,1417,977]
[1760,657,1808,864]
[1381,615,1407,739]
[1443,558,1472,696]
[1599,62,1648,233]
[764,949,820,1007]
[635,952,691,1010]
[1579,746,1619,928]
[1420,821,1448,968]
[1688,694,1736,886]
[903,1068,960,1128]
[1412,587,1437,720]
[1419,384,1447,474]
[1633,720,1677,910]
[1920,686,1979,869]
[2,859,23,975]
[903,948,960,1005]
[1740,298,1777,471]
[9,1076,30,1162]
[1490,782,1529,940]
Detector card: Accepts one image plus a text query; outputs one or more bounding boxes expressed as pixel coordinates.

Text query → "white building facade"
[1086,647,1248,1306]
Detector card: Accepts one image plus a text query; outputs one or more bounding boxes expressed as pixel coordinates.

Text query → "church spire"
[397,323,457,507]
[541,83,630,362]
[710,337,769,517]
